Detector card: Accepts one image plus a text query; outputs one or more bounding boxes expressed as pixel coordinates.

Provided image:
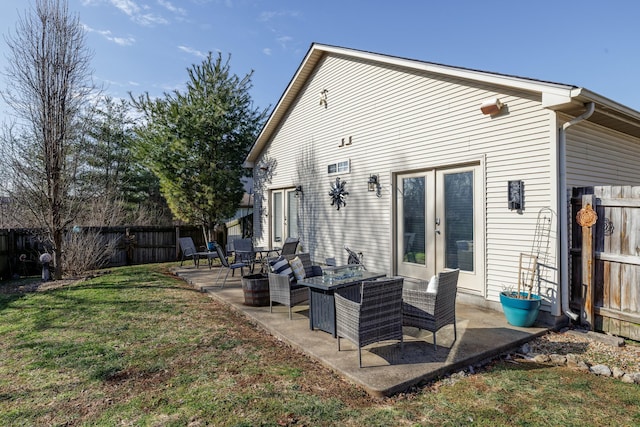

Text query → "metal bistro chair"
[334,277,404,368]
[233,238,260,273]
[213,242,247,288]
[178,237,218,269]
[402,269,460,350]
[280,237,299,256]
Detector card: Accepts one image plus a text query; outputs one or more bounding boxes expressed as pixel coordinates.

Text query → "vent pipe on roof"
[558,102,595,321]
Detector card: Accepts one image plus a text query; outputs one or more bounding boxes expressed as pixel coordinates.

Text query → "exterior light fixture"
[508,180,524,211]
[480,98,503,115]
[294,185,303,198]
[368,174,381,198]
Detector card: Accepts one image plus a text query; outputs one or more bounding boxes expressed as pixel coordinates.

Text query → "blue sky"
[1,0,639,120]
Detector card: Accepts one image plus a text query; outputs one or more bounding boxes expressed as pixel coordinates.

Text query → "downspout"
[558,101,595,321]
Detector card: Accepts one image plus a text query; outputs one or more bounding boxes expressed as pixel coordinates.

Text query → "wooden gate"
[571,186,640,340]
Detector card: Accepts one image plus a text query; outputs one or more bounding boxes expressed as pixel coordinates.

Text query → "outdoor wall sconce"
[368,174,381,198]
[480,97,503,115]
[294,185,303,198]
[319,89,328,108]
[508,180,524,211]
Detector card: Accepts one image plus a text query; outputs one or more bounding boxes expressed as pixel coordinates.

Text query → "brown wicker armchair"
[334,277,404,368]
[402,269,460,350]
[267,253,321,319]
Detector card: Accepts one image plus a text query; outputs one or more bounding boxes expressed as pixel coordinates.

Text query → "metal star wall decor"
[329,177,348,210]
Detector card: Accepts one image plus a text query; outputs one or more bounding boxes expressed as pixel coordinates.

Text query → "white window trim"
[327,158,351,175]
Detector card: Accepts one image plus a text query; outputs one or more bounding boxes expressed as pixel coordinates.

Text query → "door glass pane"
[272,192,283,243]
[403,177,425,265]
[287,191,298,238]
[444,171,474,271]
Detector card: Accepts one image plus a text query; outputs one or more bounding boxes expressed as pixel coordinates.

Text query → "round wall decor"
[329,177,348,210]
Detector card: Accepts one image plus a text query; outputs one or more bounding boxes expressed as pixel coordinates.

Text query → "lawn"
[1,264,639,426]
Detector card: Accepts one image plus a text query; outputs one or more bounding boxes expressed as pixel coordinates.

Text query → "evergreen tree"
[131,53,267,240]
[82,97,172,225]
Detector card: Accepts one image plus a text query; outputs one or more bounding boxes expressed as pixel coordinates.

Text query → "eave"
[245,43,640,166]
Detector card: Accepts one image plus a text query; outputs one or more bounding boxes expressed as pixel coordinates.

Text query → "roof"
[245,43,640,166]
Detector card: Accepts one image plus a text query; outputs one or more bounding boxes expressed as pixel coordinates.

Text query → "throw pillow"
[426,274,439,294]
[269,256,294,282]
[289,256,306,281]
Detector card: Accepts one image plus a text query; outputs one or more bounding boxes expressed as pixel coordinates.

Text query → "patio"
[172,264,551,397]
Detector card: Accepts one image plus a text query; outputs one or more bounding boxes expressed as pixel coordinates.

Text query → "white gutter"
[558,102,595,321]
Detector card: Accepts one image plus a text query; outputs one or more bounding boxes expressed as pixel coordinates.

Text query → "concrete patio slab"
[172,265,551,397]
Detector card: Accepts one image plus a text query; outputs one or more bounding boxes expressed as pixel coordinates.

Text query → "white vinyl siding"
[566,119,640,187]
[255,53,557,303]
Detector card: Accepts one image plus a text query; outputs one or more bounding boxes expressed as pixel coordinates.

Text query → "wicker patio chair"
[213,242,247,287]
[402,269,460,350]
[267,273,309,319]
[267,252,320,319]
[334,277,404,368]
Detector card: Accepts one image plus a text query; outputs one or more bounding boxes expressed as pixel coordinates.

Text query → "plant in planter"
[500,253,541,327]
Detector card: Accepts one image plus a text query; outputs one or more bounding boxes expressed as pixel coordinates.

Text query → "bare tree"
[1,0,96,279]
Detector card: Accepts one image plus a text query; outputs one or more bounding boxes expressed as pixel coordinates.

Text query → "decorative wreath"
[329,177,348,210]
[576,203,598,228]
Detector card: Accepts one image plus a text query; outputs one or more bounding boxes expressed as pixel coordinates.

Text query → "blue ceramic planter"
[500,292,541,327]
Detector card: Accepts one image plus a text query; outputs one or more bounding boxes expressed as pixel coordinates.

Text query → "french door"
[271,188,299,249]
[396,165,483,294]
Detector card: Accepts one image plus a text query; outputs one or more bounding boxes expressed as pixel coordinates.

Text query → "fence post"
[175,226,181,261]
[576,194,597,329]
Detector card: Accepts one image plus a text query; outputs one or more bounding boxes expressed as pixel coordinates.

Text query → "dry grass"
[1,263,639,426]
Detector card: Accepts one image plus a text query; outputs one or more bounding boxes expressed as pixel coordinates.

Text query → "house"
[224,177,254,247]
[244,43,640,325]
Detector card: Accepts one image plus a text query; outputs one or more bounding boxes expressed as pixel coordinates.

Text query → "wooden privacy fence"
[0,225,222,280]
[571,186,640,341]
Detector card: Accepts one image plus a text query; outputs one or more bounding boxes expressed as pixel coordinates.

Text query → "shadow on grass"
[0,293,26,311]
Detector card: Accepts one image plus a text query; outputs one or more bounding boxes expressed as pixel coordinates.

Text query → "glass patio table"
[297,268,386,337]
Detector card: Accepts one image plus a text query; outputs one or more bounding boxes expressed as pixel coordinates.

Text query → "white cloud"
[83,24,135,46]
[109,0,140,16]
[276,36,292,49]
[111,36,136,46]
[106,0,168,26]
[158,0,187,16]
[136,13,169,26]
[258,10,300,22]
[178,45,207,59]
[262,48,272,56]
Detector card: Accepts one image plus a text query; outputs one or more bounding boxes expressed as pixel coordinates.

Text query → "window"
[327,159,350,174]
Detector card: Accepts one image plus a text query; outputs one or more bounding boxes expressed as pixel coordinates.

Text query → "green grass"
[1,264,639,426]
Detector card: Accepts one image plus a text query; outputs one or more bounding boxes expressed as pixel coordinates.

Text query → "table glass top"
[299,270,386,290]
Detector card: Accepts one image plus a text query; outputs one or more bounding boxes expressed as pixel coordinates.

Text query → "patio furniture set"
[179,237,460,368]
[277,252,460,367]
